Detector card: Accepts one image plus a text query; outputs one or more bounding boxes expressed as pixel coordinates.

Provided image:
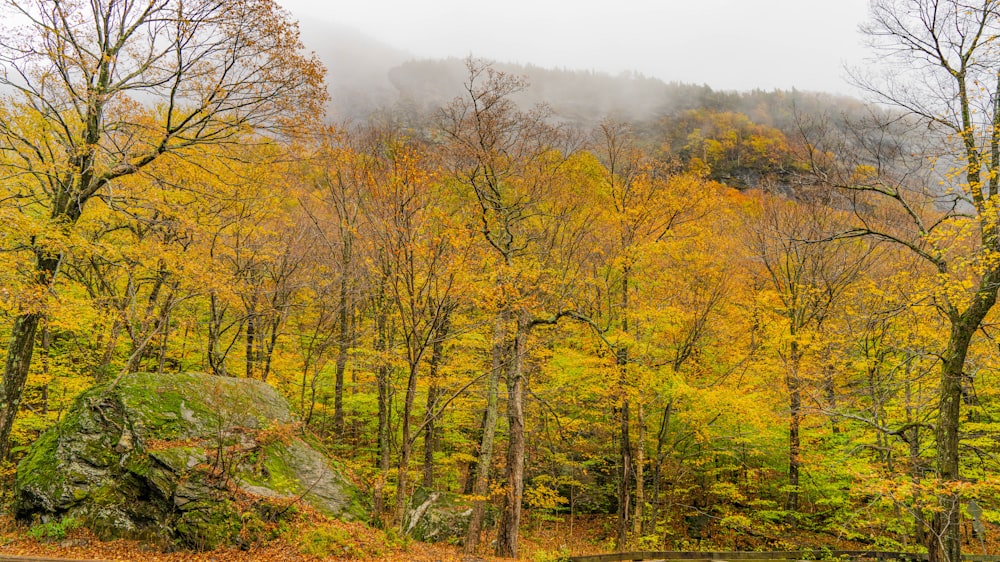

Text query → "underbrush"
[2,509,997,561]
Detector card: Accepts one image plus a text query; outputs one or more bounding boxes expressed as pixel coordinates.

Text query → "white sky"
[278,0,873,95]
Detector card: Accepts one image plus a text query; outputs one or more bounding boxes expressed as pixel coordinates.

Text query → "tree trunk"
[463,418,482,495]
[496,314,529,559]
[423,315,447,488]
[0,247,61,460]
[422,381,438,489]
[905,377,927,548]
[824,358,838,434]
[617,386,632,549]
[929,270,997,562]
[464,311,507,554]
[395,361,419,526]
[157,305,171,375]
[300,364,312,424]
[258,314,281,382]
[245,313,255,378]
[40,323,51,415]
[786,339,801,513]
[373,295,392,524]
[617,266,633,548]
[648,398,672,536]
[910,426,927,548]
[634,402,645,538]
[334,274,351,435]
[207,292,230,377]
[99,317,124,377]
[929,312,983,562]
[375,365,392,520]
[0,313,41,460]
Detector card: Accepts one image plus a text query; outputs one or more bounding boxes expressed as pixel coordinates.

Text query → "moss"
[15,429,61,492]
[84,485,114,507]
[346,490,368,522]
[114,373,292,440]
[260,443,300,494]
[299,522,373,559]
[148,446,203,472]
[145,465,176,499]
[115,374,217,439]
[27,515,81,541]
[78,435,117,467]
[122,452,150,478]
[15,371,362,550]
[175,499,241,550]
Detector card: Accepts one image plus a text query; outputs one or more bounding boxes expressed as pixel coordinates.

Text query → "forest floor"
[0,512,592,562]
[0,513,996,561]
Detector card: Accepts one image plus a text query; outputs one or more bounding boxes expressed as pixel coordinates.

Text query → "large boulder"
[402,487,494,544]
[15,372,365,549]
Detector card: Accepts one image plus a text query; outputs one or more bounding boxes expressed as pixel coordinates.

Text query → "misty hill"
[295,23,920,193]
[298,23,866,132]
[296,21,412,120]
[385,58,763,127]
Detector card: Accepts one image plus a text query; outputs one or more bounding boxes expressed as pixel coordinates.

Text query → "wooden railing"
[0,554,104,562]
[568,552,1000,562]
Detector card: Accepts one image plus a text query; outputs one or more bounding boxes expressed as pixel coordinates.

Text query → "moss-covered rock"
[15,372,365,549]
[402,487,494,544]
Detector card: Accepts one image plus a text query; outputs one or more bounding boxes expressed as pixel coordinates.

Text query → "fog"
[289,20,869,125]
[281,1,871,96]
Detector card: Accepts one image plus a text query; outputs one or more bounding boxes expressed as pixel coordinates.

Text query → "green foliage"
[636,533,663,550]
[5,46,1000,557]
[531,546,572,562]
[299,523,372,559]
[27,516,81,541]
[526,475,571,511]
[382,526,411,549]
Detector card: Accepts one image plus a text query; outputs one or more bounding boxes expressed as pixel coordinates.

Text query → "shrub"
[28,516,81,541]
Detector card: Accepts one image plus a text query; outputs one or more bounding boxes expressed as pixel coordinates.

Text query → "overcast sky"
[277,0,873,95]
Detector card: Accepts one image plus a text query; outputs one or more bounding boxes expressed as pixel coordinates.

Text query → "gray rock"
[402,487,494,544]
[14,372,366,550]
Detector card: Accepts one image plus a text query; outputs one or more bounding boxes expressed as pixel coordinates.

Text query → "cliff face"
[15,372,365,549]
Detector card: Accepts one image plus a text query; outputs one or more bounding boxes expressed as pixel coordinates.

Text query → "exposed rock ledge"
[15,372,365,549]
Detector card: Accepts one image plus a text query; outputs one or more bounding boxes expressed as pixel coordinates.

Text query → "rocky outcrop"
[402,487,493,544]
[15,372,365,549]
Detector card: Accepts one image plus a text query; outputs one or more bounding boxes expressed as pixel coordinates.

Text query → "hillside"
[298,24,865,131]
[1,3,996,561]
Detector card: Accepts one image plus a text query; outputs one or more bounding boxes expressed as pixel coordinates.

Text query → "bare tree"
[823,1,1000,558]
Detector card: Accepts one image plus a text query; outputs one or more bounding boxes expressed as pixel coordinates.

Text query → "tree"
[302,128,366,436]
[836,258,941,547]
[356,124,466,526]
[824,1,1000,558]
[441,59,543,556]
[745,194,871,512]
[61,172,193,378]
[440,58,590,558]
[590,120,716,546]
[0,0,324,459]
[662,109,794,187]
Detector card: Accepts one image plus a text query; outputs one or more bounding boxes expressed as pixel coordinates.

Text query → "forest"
[1,1,999,561]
